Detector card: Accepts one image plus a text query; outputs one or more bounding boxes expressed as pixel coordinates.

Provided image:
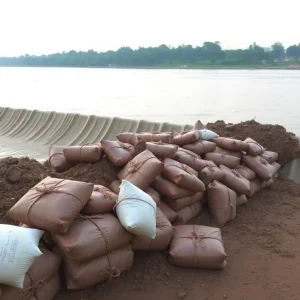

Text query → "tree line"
[1,42,300,68]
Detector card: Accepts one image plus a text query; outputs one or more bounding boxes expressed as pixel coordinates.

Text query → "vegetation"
[1,42,300,68]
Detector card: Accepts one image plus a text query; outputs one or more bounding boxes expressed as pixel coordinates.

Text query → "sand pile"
[206,120,300,165]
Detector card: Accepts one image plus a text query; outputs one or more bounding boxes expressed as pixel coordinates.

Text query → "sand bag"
[138,132,175,143]
[132,208,173,251]
[207,181,237,225]
[83,185,117,215]
[63,144,103,163]
[205,152,240,169]
[175,202,202,225]
[0,246,61,300]
[212,137,248,152]
[65,244,134,290]
[158,201,178,223]
[271,161,281,174]
[49,146,72,173]
[52,213,132,262]
[219,165,251,195]
[213,146,242,158]
[173,130,200,146]
[163,158,205,193]
[194,120,205,130]
[236,195,248,207]
[244,137,266,156]
[248,179,263,197]
[163,192,204,211]
[169,225,227,269]
[175,148,208,171]
[145,186,161,204]
[8,177,93,233]
[261,151,279,163]
[146,142,178,159]
[0,225,44,288]
[183,141,216,156]
[118,149,163,191]
[243,155,276,181]
[109,180,121,194]
[236,164,257,181]
[116,180,156,238]
[101,140,133,166]
[151,175,194,199]
[116,132,139,145]
[199,163,225,185]
[199,129,219,140]
[262,178,274,189]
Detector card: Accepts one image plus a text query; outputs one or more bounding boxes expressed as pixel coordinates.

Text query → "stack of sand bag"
[2,121,278,297]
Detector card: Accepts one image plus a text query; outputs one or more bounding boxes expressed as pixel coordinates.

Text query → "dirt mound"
[46,157,119,187]
[206,120,300,165]
[0,157,48,222]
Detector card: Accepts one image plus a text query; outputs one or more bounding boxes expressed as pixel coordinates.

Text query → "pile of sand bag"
[1,123,281,299]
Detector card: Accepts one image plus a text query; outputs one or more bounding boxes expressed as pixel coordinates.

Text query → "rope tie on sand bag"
[114,197,156,212]
[100,265,122,280]
[25,179,83,226]
[94,186,115,198]
[78,143,99,158]
[23,273,46,300]
[123,157,155,178]
[226,187,235,220]
[231,169,242,178]
[260,157,268,165]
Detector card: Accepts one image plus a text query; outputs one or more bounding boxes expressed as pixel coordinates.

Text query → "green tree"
[271,42,285,59]
[286,44,300,58]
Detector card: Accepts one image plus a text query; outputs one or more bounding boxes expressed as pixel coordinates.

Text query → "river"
[0,67,299,135]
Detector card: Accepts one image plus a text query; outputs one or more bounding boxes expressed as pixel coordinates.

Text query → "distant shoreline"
[1,65,300,70]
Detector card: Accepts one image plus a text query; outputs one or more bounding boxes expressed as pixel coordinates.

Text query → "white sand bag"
[0,225,44,288]
[199,129,219,140]
[116,180,157,238]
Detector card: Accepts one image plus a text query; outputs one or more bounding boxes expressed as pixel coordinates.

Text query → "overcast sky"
[0,0,299,56]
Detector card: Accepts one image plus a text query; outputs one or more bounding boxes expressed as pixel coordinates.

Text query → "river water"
[0,67,299,135]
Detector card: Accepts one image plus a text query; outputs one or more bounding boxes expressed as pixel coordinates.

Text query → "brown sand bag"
[248,179,263,197]
[146,142,178,159]
[213,146,242,158]
[199,163,225,185]
[63,144,103,163]
[146,186,161,204]
[213,137,248,152]
[236,195,248,207]
[194,120,205,130]
[173,130,200,146]
[163,158,205,192]
[101,140,133,166]
[244,137,266,156]
[131,208,173,250]
[0,247,61,300]
[163,192,204,211]
[219,165,251,195]
[174,202,202,225]
[8,177,93,233]
[207,181,237,225]
[169,225,227,269]
[205,152,240,169]
[118,149,163,191]
[151,175,194,199]
[183,141,216,156]
[261,151,279,163]
[83,185,117,215]
[271,161,281,173]
[138,132,175,143]
[52,214,132,262]
[175,148,208,171]
[116,132,139,145]
[49,146,72,173]
[65,244,134,289]
[158,201,178,223]
[236,164,257,181]
[109,180,121,194]
[243,155,276,180]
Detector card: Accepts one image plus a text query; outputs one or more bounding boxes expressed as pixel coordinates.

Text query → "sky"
[0,0,299,57]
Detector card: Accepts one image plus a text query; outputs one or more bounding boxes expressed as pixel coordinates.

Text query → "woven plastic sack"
[0,225,44,288]
[199,129,219,140]
[116,180,157,238]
